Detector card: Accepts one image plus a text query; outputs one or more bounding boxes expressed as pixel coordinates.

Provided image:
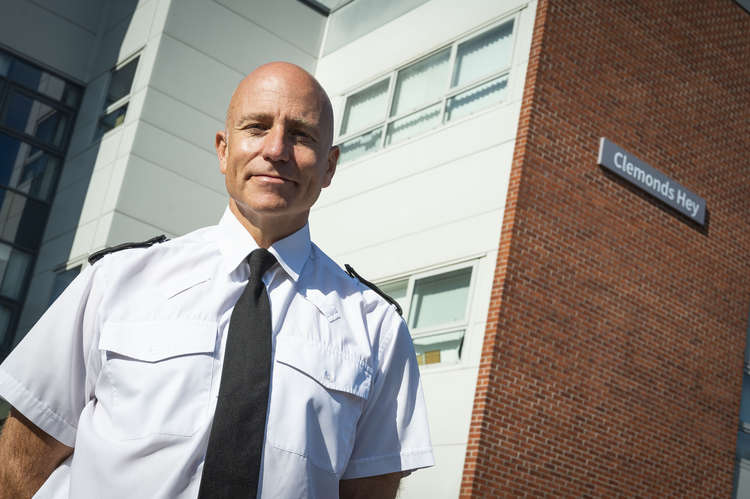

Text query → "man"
[0,62,433,498]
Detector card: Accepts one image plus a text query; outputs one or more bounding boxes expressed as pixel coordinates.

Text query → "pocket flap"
[275,335,372,399]
[100,320,218,362]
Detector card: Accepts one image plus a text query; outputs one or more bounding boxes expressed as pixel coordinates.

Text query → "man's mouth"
[250,174,293,184]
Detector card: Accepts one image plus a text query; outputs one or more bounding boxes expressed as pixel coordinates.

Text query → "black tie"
[198,248,277,499]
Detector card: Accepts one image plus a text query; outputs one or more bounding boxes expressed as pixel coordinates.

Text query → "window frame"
[335,11,522,161]
[0,48,82,362]
[378,259,479,367]
[96,52,141,141]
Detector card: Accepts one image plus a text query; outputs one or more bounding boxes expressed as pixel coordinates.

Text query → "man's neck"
[229,200,307,249]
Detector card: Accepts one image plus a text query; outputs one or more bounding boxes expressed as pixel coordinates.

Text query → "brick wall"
[461,0,750,496]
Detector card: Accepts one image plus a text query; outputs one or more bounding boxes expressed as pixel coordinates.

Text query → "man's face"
[217,68,337,231]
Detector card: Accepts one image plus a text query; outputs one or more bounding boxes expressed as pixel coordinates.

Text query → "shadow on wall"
[3,0,142,356]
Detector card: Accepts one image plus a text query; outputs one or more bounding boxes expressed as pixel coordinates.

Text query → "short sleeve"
[0,263,104,447]
[341,311,434,479]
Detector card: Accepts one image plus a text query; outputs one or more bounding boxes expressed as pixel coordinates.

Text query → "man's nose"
[261,126,290,162]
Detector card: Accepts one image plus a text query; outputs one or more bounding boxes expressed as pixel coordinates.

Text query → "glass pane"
[2,51,77,106]
[0,243,32,300]
[63,85,83,108]
[340,79,389,136]
[0,188,49,249]
[413,330,464,365]
[390,48,450,117]
[741,372,750,423]
[49,265,81,305]
[0,133,61,201]
[0,52,10,77]
[8,58,42,91]
[337,126,382,164]
[0,303,12,349]
[107,57,139,105]
[452,20,514,88]
[739,431,750,460]
[380,279,408,303]
[96,104,128,140]
[1,91,69,147]
[2,91,34,131]
[409,267,471,330]
[385,102,441,146]
[34,72,67,102]
[445,76,508,122]
[380,279,408,314]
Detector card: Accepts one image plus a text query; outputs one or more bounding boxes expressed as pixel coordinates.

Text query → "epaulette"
[344,264,403,316]
[88,235,169,265]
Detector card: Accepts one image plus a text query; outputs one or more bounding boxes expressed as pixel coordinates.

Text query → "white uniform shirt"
[0,208,433,498]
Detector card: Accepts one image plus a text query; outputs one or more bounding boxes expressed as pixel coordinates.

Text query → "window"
[379,263,475,366]
[337,17,516,163]
[96,55,139,140]
[0,49,81,360]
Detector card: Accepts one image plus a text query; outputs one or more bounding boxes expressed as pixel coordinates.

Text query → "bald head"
[226,62,335,150]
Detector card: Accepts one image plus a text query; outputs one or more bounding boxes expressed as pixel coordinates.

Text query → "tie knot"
[248,248,277,284]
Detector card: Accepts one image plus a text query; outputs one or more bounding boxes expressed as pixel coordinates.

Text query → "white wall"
[16,0,171,338]
[314,0,537,495]
[0,0,103,83]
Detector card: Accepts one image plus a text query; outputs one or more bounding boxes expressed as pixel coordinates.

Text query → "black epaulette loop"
[88,234,169,264]
[344,264,403,316]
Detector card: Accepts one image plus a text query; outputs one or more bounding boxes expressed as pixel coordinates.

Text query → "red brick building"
[461,0,750,496]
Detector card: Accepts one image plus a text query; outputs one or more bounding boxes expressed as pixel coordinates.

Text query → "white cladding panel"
[0,0,102,82]
[313,0,536,495]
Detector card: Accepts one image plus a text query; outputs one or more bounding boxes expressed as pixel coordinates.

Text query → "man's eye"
[292,130,315,142]
[245,124,267,133]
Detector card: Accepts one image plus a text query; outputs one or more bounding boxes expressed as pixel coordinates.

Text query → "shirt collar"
[217,206,311,282]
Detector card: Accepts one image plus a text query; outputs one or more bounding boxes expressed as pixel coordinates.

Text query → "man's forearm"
[339,472,403,499]
[0,408,73,499]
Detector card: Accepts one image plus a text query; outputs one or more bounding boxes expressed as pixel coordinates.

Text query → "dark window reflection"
[0,243,32,300]
[96,104,128,140]
[6,58,75,106]
[107,57,139,105]
[0,133,60,201]
[0,52,10,77]
[1,91,68,148]
[7,59,42,92]
[2,91,34,131]
[0,188,49,249]
[0,303,13,350]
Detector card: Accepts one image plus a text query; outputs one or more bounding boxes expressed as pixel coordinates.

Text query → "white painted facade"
[315,2,536,495]
[2,0,536,496]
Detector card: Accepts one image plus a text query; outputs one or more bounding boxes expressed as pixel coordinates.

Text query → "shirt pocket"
[98,320,217,440]
[266,334,372,476]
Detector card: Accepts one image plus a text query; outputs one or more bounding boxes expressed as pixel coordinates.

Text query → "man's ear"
[323,146,339,188]
[216,130,228,174]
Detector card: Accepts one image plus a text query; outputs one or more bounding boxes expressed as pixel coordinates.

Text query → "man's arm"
[339,472,403,499]
[0,407,73,499]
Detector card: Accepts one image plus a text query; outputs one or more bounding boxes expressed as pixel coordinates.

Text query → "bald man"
[0,62,433,498]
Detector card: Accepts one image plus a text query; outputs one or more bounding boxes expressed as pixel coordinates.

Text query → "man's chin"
[234,198,292,217]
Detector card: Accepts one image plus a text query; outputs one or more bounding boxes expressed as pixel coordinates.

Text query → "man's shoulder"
[304,244,402,319]
[89,224,218,268]
[86,225,221,295]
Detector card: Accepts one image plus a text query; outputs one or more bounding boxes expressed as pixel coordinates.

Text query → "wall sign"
[597,138,706,225]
